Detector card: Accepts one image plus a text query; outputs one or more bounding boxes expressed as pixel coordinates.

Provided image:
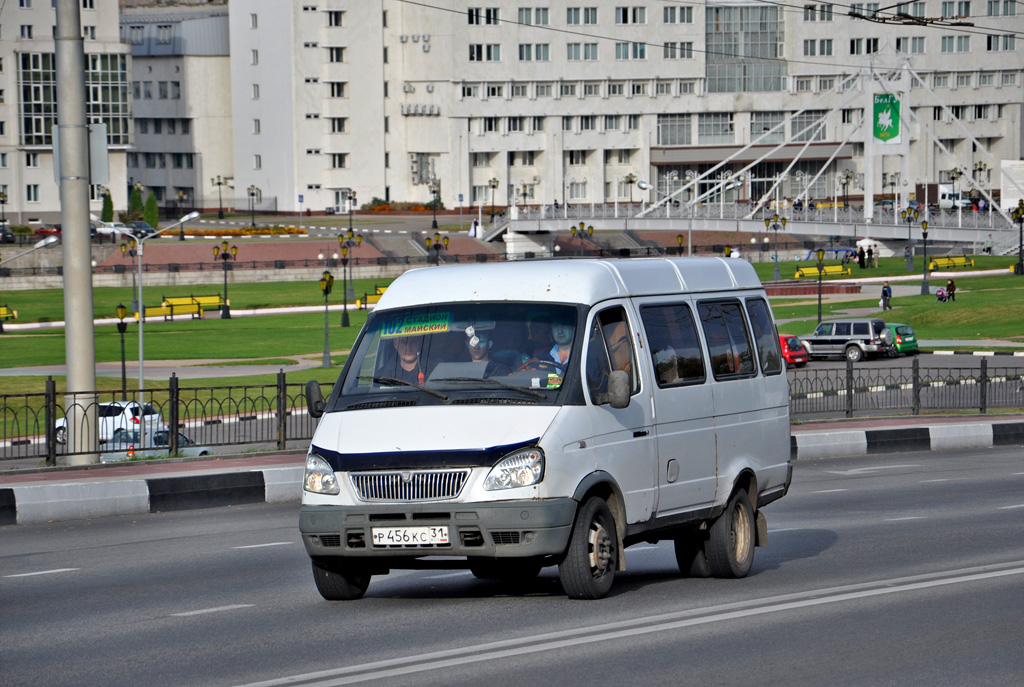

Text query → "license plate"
[371,526,449,547]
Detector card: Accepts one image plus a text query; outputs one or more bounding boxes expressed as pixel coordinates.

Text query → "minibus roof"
[375,257,764,310]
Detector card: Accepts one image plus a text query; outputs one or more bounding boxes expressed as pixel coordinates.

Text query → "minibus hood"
[310,405,561,470]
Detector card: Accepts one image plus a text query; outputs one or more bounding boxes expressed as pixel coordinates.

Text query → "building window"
[664,42,693,59]
[329,82,346,97]
[567,150,587,165]
[615,6,646,24]
[21,25,34,39]
[658,114,691,145]
[328,10,344,26]
[487,84,503,97]
[329,47,345,63]
[698,113,734,144]
[250,13,258,29]
[156,24,172,44]
[512,84,528,97]
[483,116,500,132]
[567,43,581,61]
[254,154,262,170]
[664,5,693,22]
[159,81,168,99]
[170,81,180,99]
[508,116,524,132]
[330,117,346,133]
[791,111,827,141]
[532,116,544,131]
[27,184,40,203]
[83,26,95,40]
[563,116,574,131]
[253,119,261,134]
[979,72,994,85]
[608,83,624,96]
[584,7,598,23]
[580,115,596,131]
[252,84,260,99]
[605,115,621,131]
[26,152,39,167]
[566,7,580,24]
[706,6,785,92]
[560,84,577,98]
[536,83,552,96]
[584,82,601,96]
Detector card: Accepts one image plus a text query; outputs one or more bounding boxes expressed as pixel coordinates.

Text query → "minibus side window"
[697,300,756,380]
[585,306,639,404]
[639,303,706,387]
[745,298,783,376]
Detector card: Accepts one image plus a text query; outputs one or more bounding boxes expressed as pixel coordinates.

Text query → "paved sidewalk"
[3,413,1023,526]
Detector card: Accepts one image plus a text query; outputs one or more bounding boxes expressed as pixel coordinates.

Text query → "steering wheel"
[517,358,561,374]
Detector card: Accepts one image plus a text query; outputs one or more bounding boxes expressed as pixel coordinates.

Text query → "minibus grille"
[350,469,471,502]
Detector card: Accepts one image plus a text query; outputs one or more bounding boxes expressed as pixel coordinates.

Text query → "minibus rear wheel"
[705,489,755,578]
[311,559,371,600]
[559,497,618,599]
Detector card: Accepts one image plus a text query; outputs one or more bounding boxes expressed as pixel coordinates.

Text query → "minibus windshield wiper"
[358,376,449,401]
[430,377,547,400]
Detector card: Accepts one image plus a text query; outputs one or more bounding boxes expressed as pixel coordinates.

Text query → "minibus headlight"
[304,453,340,495]
[483,448,544,491]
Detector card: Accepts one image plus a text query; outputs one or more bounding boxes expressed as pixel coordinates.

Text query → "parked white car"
[55,401,164,444]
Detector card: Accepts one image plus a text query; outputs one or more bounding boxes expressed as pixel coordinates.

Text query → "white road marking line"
[997,504,1024,510]
[232,542,293,550]
[234,562,1024,687]
[172,604,254,617]
[421,572,471,580]
[921,478,955,483]
[629,545,660,552]
[885,517,927,522]
[811,489,849,494]
[769,527,803,533]
[4,568,80,578]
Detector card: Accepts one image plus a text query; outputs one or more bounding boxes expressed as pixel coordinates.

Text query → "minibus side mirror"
[607,370,630,409]
[305,380,325,419]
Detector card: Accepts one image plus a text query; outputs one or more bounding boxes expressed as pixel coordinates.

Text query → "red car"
[779,334,808,368]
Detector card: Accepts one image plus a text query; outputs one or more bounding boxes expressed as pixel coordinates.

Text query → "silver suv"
[799,318,894,362]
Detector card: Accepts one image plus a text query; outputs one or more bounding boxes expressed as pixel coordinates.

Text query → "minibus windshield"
[336,302,579,404]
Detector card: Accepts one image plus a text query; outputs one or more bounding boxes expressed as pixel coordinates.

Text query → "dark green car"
[889,323,919,355]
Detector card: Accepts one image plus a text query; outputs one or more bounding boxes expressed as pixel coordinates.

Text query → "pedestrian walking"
[984,234,993,255]
[872,244,880,268]
[857,246,866,269]
[946,279,956,302]
[866,245,874,268]
[881,281,893,310]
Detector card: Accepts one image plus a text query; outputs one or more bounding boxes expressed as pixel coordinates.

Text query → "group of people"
[853,244,880,269]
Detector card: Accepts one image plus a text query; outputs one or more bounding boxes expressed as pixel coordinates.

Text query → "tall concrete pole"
[56,0,99,465]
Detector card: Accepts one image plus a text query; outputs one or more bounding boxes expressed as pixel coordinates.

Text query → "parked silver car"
[799,318,895,362]
[99,429,212,463]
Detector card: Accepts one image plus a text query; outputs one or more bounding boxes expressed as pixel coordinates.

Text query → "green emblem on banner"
[873,94,900,143]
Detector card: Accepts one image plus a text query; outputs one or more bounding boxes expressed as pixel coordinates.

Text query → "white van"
[301,258,792,600]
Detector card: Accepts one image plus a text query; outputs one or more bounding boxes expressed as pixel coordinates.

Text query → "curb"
[4,421,1024,526]
[791,420,1024,460]
[0,466,303,526]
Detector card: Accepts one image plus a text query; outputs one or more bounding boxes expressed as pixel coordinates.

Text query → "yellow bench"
[356,285,388,310]
[162,295,226,311]
[929,256,974,270]
[794,265,851,278]
[134,302,201,321]
[0,305,17,320]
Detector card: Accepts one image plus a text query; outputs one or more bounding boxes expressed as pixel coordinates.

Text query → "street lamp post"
[338,230,363,327]
[816,248,826,325]
[247,185,259,230]
[131,211,200,449]
[1012,200,1024,275]
[212,240,238,319]
[840,169,852,209]
[319,270,334,368]
[115,304,128,400]
[949,168,963,226]
[920,221,931,295]
[901,207,921,272]
[765,214,787,281]
[488,178,499,223]
[424,231,448,265]
[0,191,7,228]
[429,179,440,229]
[211,176,227,220]
[570,222,593,257]
[676,234,684,256]
[177,191,188,240]
[623,173,637,232]
[120,240,139,312]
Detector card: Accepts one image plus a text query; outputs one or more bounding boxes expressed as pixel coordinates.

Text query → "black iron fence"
[3,360,1023,466]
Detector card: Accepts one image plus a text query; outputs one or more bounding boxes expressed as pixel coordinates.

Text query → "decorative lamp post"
[212,240,238,318]
[319,270,334,368]
[0,190,7,228]
[840,169,852,208]
[247,185,259,230]
[115,304,129,400]
[211,176,227,219]
[1012,200,1024,276]
[488,177,500,223]
[348,190,357,235]
[424,231,448,265]
[676,233,684,256]
[901,207,920,272]
[920,221,931,295]
[429,179,440,229]
[177,191,188,240]
[949,167,964,226]
[338,230,362,326]
[120,240,139,312]
[815,247,826,325]
[765,213,787,281]
[570,221,593,257]
[519,183,530,212]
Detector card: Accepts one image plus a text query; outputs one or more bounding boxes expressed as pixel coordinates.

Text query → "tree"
[101,193,114,223]
[128,187,144,220]
[143,193,159,229]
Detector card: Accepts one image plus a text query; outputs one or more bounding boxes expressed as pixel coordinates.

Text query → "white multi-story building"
[0,0,130,226]
[229,0,1022,215]
[120,1,233,217]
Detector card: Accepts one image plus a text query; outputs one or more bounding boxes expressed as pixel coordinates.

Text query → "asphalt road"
[3,447,1023,687]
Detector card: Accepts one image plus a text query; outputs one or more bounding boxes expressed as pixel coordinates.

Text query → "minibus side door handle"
[633,430,649,438]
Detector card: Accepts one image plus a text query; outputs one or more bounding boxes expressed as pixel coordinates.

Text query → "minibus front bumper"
[300,498,578,561]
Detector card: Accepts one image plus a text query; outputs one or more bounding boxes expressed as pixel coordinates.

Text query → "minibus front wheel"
[559,497,618,599]
[311,559,371,600]
[705,489,755,578]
